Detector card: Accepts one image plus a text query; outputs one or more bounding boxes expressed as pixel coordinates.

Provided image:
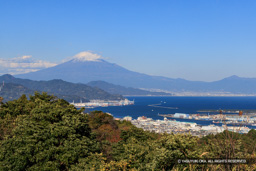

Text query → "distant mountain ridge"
[15,58,256,95]
[0,74,124,102]
[204,75,256,94]
[87,81,173,96]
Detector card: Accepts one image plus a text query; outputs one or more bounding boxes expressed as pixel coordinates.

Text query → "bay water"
[86,96,256,128]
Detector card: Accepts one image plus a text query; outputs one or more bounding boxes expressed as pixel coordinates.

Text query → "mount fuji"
[15,54,256,95]
[16,57,193,91]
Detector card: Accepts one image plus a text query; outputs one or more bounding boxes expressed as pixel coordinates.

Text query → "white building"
[123,116,132,121]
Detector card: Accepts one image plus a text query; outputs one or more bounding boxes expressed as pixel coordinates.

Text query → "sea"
[85,96,256,129]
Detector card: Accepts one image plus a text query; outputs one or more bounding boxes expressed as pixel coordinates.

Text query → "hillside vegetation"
[0,93,255,170]
[0,74,124,102]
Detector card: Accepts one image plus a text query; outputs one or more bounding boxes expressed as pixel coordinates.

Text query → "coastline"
[124,94,256,97]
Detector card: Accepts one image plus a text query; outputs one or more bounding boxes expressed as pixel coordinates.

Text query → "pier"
[71,99,134,108]
[158,112,256,127]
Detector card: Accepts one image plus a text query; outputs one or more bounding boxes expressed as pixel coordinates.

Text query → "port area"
[120,116,252,137]
[158,112,256,127]
[71,99,134,108]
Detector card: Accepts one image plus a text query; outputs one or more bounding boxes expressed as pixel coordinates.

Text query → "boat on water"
[212,121,219,123]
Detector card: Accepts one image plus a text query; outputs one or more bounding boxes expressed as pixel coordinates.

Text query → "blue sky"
[1,0,256,81]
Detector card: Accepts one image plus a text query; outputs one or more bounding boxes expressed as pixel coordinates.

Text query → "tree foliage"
[0,92,100,170]
[0,93,256,170]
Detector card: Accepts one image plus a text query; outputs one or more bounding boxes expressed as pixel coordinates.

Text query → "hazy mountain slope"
[87,81,173,96]
[208,75,256,94]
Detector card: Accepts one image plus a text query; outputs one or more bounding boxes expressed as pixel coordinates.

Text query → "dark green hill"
[0,74,124,102]
[0,83,34,102]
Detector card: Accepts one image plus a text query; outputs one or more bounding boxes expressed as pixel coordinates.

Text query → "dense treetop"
[0,93,256,170]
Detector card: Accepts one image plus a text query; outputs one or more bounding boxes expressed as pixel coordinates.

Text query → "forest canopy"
[0,93,256,170]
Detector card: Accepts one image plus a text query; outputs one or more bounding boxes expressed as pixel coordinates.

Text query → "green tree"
[199,130,256,171]
[0,94,31,118]
[0,92,101,170]
[144,133,200,170]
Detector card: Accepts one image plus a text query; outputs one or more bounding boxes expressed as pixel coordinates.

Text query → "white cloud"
[0,55,57,75]
[73,51,103,62]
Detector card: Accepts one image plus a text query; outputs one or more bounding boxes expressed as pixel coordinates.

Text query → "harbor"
[121,116,251,137]
[158,111,256,127]
[86,97,256,132]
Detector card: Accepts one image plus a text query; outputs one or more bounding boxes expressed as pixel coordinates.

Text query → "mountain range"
[14,58,256,95]
[0,74,124,102]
